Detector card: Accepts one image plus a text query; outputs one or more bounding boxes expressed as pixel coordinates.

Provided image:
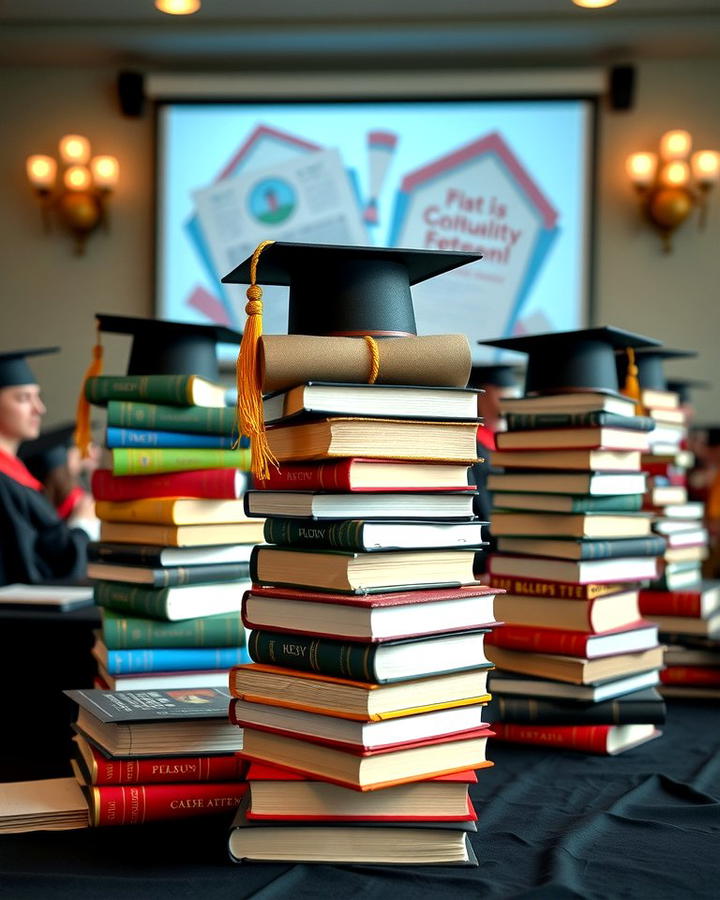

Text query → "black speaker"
[609,65,635,111]
[117,70,145,118]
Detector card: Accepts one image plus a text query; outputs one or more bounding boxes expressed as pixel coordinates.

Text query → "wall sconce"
[26,135,119,255]
[626,130,719,253]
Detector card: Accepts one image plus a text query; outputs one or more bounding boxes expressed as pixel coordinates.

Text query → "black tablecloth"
[1,701,719,899]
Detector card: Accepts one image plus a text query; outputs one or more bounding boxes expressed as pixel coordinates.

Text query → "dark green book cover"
[107,400,237,436]
[492,494,643,514]
[484,688,666,726]
[93,580,174,620]
[505,412,656,432]
[497,535,666,560]
[102,608,245,650]
[90,560,249,588]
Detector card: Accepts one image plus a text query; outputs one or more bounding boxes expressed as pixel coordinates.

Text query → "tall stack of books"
[478,328,667,755]
[626,357,720,697]
[84,370,261,690]
[225,380,502,866]
[64,687,247,826]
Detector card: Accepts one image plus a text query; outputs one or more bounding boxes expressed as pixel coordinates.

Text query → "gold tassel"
[235,239,278,482]
[621,347,644,415]
[74,324,104,458]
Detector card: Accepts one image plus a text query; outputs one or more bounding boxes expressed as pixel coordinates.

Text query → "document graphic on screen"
[157,100,591,354]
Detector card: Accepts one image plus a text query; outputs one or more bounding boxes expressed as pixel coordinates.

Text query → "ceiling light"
[155,0,201,15]
[572,0,618,8]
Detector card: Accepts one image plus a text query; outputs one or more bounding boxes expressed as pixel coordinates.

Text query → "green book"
[491,493,644,514]
[107,401,238,436]
[85,374,227,407]
[505,411,655,432]
[101,609,245,649]
[93,579,244,622]
[109,447,251,476]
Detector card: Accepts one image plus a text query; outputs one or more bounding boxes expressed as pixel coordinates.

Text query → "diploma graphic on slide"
[179,116,566,343]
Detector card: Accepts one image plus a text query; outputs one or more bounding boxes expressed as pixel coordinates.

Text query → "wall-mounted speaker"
[117,70,145,118]
[609,65,635,111]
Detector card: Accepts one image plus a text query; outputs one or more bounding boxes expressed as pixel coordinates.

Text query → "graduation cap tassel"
[73,324,104,458]
[621,347,644,415]
[236,239,279,482]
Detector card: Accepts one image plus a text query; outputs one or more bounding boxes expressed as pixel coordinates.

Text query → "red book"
[72,736,247,785]
[492,723,660,755]
[88,782,248,826]
[488,574,630,601]
[91,467,243,502]
[485,622,658,659]
[254,457,473,493]
[660,666,720,686]
[639,587,720,618]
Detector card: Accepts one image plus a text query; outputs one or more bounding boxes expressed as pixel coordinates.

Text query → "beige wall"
[1,58,718,425]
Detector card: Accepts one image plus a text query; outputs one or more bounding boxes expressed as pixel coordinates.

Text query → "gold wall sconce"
[626,130,719,253]
[26,135,119,255]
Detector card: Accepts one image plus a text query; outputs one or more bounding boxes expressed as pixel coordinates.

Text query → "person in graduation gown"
[0,348,92,585]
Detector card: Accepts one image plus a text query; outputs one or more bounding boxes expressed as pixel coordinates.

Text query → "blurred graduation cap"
[616,347,697,392]
[0,347,58,389]
[666,376,711,406]
[480,326,660,397]
[222,241,481,337]
[18,422,76,481]
[223,240,482,480]
[467,363,523,391]
[95,314,242,381]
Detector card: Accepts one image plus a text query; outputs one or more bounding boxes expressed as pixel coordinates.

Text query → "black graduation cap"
[0,347,58,389]
[221,242,481,337]
[468,364,522,391]
[616,347,697,392]
[95,315,242,381]
[666,377,711,406]
[18,422,76,480]
[480,327,661,396]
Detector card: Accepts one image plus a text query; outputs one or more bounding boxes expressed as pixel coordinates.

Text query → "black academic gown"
[0,471,88,585]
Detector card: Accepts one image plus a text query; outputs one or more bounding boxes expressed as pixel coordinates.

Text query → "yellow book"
[96,498,250,526]
[99,520,265,547]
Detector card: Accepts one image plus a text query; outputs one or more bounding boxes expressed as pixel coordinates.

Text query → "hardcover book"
[85,374,227,407]
[491,492,644,514]
[485,644,664,685]
[489,669,661,703]
[95,498,251,526]
[488,575,630,601]
[91,468,248,502]
[488,553,659,584]
[105,427,235,450]
[494,590,641,634]
[504,411,655,432]
[491,448,641,472]
[491,511,652,540]
[87,782,248,826]
[101,608,246,650]
[245,491,477,521]
[93,579,248,622]
[92,637,249,676]
[88,541,253,569]
[99,520,264,548]
[488,471,646,496]
[500,393,636,417]
[484,687,666,726]
[88,560,251,588]
[485,622,658,660]
[491,722,660,755]
[496,427,650,452]
[494,535,666,561]
[106,447,251,477]
[639,583,720,618]
[106,400,237,435]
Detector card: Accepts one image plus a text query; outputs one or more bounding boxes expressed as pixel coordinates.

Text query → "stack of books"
[225,381,502,866]
[483,388,666,753]
[65,687,247,826]
[84,373,262,690]
[634,382,720,697]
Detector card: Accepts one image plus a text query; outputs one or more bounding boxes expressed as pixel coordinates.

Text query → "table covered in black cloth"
[1,701,718,899]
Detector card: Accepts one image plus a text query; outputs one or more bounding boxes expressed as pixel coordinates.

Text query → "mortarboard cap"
[95,314,242,381]
[0,348,58,389]
[616,347,697,392]
[222,242,481,337]
[468,363,523,391]
[480,326,661,396]
[666,377,711,406]
[18,422,76,480]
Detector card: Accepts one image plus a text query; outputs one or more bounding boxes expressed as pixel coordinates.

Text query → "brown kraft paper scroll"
[260,334,472,394]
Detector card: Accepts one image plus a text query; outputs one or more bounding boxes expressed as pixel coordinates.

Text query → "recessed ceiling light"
[572,0,618,8]
[155,0,201,14]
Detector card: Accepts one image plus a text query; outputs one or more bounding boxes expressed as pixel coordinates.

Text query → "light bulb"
[59,134,91,165]
[691,150,720,185]
[26,155,57,190]
[626,152,657,188]
[154,0,201,13]
[90,155,119,189]
[64,165,93,192]
[659,129,692,161]
[660,160,691,188]
[571,0,618,7]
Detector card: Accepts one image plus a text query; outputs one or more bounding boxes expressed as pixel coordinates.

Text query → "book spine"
[106,427,234,450]
[492,723,612,753]
[577,536,666,560]
[487,574,602,600]
[505,412,654,432]
[638,590,701,617]
[486,625,590,656]
[94,581,170,620]
[248,629,380,682]
[104,646,249,675]
[102,609,246,649]
[263,518,367,551]
[255,459,352,491]
[96,562,249,588]
[91,468,241,501]
[660,666,720,686]
[486,695,665,726]
[111,448,251,476]
[86,375,193,406]
[88,751,247,784]
[107,400,239,436]
[90,782,248,826]
[88,541,165,567]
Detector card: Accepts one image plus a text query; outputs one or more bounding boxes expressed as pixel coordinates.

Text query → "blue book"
[105,427,236,450]
[97,643,251,675]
